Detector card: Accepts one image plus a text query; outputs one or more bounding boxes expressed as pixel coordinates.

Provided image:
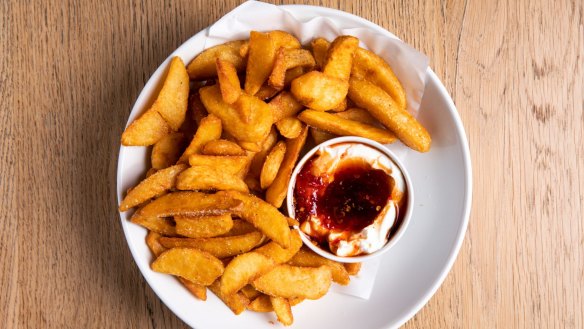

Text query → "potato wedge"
[134,191,242,218]
[145,231,167,257]
[151,56,189,130]
[260,141,286,189]
[174,214,234,238]
[288,247,350,285]
[249,127,278,177]
[220,252,276,296]
[189,92,208,126]
[344,262,362,276]
[188,154,249,178]
[275,117,304,139]
[187,40,247,79]
[131,215,177,236]
[219,191,292,248]
[254,84,279,101]
[119,164,187,211]
[311,37,330,69]
[245,31,276,95]
[348,77,431,152]
[254,230,303,264]
[179,277,207,301]
[269,48,315,90]
[244,174,262,194]
[283,66,305,88]
[265,125,308,208]
[269,30,301,50]
[298,110,396,144]
[208,279,250,315]
[329,97,347,112]
[310,127,334,144]
[176,166,249,193]
[271,296,293,326]
[335,107,378,125]
[240,285,262,300]
[159,231,264,258]
[220,219,257,237]
[323,36,359,81]
[268,91,304,123]
[202,139,246,156]
[290,71,348,111]
[216,58,242,105]
[238,141,262,152]
[352,47,407,111]
[151,133,186,169]
[252,265,332,299]
[248,295,303,312]
[121,109,171,146]
[200,85,272,144]
[151,248,224,286]
[178,114,222,163]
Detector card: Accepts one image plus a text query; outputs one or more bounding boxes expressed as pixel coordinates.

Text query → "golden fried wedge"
[323,36,359,81]
[270,296,293,326]
[202,139,246,156]
[344,262,362,276]
[269,48,315,90]
[131,216,177,236]
[254,230,303,264]
[352,47,407,111]
[283,67,305,88]
[298,110,396,144]
[178,114,222,162]
[216,58,242,105]
[260,141,286,189]
[152,132,186,169]
[151,56,190,130]
[119,164,188,211]
[240,285,262,300]
[254,84,280,101]
[220,219,257,237]
[249,127,278,177]
[151,248,224,286]
[269,30,301,50]
[290,71,348,111]
[121,109,171,146]
[269,91,304,123]
[335,107,379,125]
[189,92,208,126]
[179,277,207,301]
[275,117,304,139]
[311,37,330,69]
[248,295,303,312]
[208,279,250,315]
[159,231,264,258]
[348,77,431,152]
[200,85,273,144]
[176,166,249,193]
[220,252,276,296]
[145,231,167,257]
[245,31,276,95]
[187,40,247,79]
[219,191,292,248]
[288,247,350,285]
[134,191,242,218]
[252,265,332,299]
[188,155,249,178]
[310,127,334,144]
[265,126,308,208]
[174,214,234,238]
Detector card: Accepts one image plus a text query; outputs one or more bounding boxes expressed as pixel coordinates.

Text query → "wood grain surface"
[2,0,582,328]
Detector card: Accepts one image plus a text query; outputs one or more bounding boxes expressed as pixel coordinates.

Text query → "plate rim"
[116,4,473,329]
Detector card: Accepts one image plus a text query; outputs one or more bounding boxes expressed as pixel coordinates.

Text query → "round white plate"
[117,5,472,329]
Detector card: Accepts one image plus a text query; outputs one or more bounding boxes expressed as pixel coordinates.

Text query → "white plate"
[117,5,472,329]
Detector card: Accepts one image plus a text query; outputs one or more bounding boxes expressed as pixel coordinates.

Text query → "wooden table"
[2,0,582,327]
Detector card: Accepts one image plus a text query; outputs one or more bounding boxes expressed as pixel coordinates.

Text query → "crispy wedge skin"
[275,117,304,139]
[178,277,207,301]
[322,36,359,81]
[121,109,171,146]
[268,91,304,123]
[249,127,278,177]
[151,248,224,285]
[119,164,187,211]
[174,214,234,238]
[188,154,249,178]
[152,132,186,169]
[152,56,189,130]
[287,247,350,285]
[176,166,249,193]
[219,191,293,248]
[187,40,247,79]
[134,191,242,218]
[348,77,431,152]
[208,279,250,315]
[216,58,242,105]
[145,231,167,257]
[298,109,396,144]
[131,216,177,236]
[159,231,264,258]
[310,38,330,70]
[220,252,276,296]
[245,31,277,95]
[252,265,332,299]
[270,296,293,326]
[202,139,246,156]
[290,71,348,111]
[178,114,222,163]
[260,141,287,189]
[265,126,308,208]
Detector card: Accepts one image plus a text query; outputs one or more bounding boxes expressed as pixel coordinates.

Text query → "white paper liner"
[194,1,429,300]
